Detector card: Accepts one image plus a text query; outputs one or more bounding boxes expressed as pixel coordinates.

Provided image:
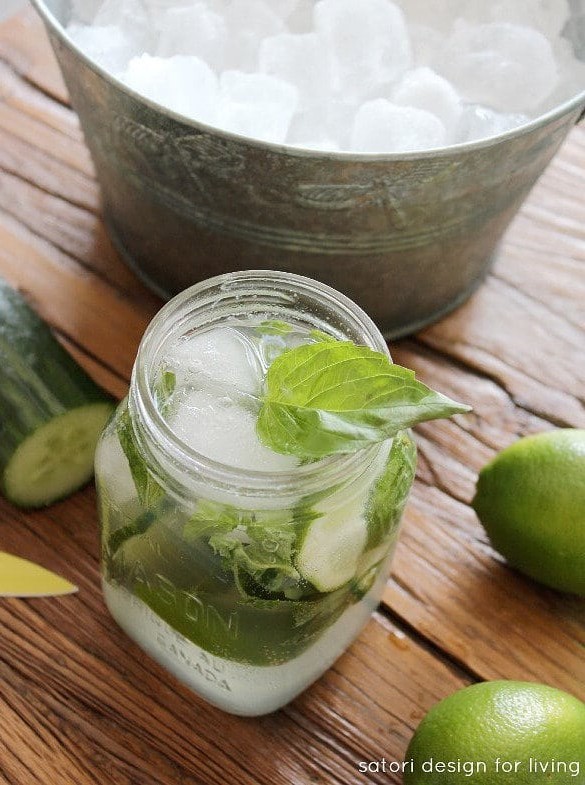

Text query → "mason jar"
[95,271,416,715]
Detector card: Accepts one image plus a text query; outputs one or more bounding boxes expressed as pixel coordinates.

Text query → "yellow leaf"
[0,551,78,597]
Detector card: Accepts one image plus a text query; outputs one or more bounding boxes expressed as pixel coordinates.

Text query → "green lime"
[404,681,585,785]
[472,429,585,595]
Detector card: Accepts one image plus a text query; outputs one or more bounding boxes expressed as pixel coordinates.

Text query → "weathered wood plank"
[0,210,155,379]
[0,58,80,141]
[0,86,91,175]
[0,126,99,212]
[417,125,585,428]
[0,169,161,306]
[386,490,585,699]
[0,7,67,104]
[385,343,585,698]
[59,334,128,400]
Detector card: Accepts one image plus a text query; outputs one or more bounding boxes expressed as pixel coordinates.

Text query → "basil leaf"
[183,499,244,542]
[209,523,300,594]
[116,408,164,507]
[257,341,470,458]
[255,319,294,336]
[154,370,176,413]
[183,500,317,598]
[365,431,416,550]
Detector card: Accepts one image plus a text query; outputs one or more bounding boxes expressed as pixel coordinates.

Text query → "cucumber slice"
[295,434,415,593]
[4,403,114,507]
[295,494,367,592]
[0,278,115,507]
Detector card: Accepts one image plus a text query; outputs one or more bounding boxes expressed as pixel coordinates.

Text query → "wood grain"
[0,8,584,785]
[0,7,67,104]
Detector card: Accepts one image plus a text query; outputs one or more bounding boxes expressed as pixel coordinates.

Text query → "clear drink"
[95,271,416,715]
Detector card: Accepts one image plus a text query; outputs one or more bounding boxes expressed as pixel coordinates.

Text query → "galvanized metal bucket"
[32,0,585,337]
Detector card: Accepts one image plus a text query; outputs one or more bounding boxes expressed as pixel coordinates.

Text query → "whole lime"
[404,681,585,785]
[472,429,585,595]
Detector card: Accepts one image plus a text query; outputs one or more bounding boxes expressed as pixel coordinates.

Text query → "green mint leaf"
[183,500,316,598]
[117,409,165,507]
[153,369,176,414]
[257,340,471,458]
[209,524,300,592]
[365,431,416,550]
[309,329,336,343]
[157,369,176,400]
[255,319,294,336]
[183,499,244,542]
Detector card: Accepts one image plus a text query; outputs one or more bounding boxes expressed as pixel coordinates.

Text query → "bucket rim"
[31,0,585,161]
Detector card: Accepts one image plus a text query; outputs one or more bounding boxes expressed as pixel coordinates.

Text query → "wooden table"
[0,9,583,784]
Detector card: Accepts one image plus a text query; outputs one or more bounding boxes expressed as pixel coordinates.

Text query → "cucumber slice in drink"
[0,278,115,507]
[296,494,368,592]
[296,433,415,593]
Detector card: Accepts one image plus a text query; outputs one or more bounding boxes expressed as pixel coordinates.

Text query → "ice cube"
[93,0,154,50]
[409,24,446,67]
[259,33,330,111]
[286,109,341,151]
[391,67,462,132]
[397,0,468,32]
[288,98,357,150]
[270,0,302,20]
[144,0,197,13]
[436,21,559,112]
[287,2,316,33]
[167,390,298,471]
[217,71,298,143]
[66,23,140,73]
[297,139,341,152]
[314,0,412,100]
[156,3,228,71]
[164,327,262,395]
[68,0,101,24]
[287,98,356,149]
[224,0,285,71]
[538,35,585,112]
[350,99,447,152]
[120,54,219,124]
[93,0,145,27]
[563,9,585,57]
[455,104,531,143]
[462,0,571,37]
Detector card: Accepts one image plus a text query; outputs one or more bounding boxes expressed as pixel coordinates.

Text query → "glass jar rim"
[131,270,390,501]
